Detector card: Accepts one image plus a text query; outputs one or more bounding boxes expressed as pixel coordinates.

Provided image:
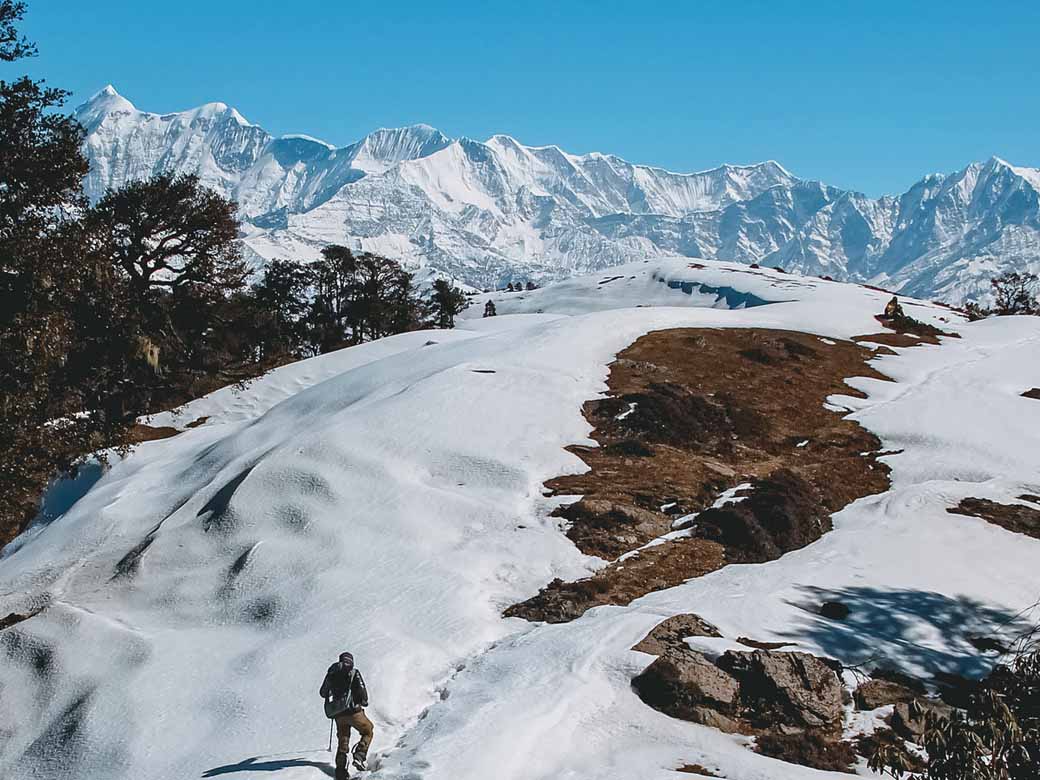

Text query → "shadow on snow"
[783,585,1033,680]
[203,756,334,777]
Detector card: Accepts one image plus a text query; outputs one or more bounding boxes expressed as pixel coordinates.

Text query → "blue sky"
[16,0,1039,196]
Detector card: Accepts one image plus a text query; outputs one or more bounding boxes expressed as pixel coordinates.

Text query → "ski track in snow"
[1,258,1038,780]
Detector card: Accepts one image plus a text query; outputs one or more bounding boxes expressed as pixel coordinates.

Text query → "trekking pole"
[328,718,334,752]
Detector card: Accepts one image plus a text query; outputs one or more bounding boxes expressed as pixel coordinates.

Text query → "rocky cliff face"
[76,87,1040,302]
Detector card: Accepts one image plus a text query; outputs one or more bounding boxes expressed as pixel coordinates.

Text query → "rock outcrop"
[633,646,844,736]
[632,613,722,655]
[853,679,919,710]
[890,698,955,741]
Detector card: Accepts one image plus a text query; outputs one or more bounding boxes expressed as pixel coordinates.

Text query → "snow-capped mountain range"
[76,86,1040,302]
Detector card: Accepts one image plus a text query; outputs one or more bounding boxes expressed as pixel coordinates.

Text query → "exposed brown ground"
[854,314,958,347]
[506,328,895,623]
[676,764,721,776]
[126,423,181,443]
[126,414,210,443]
[948,497,1040,540]
[0,610,40,632]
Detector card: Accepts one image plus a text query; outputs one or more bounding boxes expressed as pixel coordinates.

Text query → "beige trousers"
[335,709,374,761]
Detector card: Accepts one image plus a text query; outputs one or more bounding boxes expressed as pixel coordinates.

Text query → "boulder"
[718,650,844,734]
[634,647,844,736]
[854,679,918,710]
[632,613,722,655]
[890,698,954,741]
[632,647,742,731]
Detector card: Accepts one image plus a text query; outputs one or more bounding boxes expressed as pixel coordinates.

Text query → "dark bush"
[604,439,655,457]
[694,470,828,563]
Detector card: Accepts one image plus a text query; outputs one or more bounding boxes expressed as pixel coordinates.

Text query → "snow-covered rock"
[76,88,1040,302]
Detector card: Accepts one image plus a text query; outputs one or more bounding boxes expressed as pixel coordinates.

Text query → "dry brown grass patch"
[507,328,896,623]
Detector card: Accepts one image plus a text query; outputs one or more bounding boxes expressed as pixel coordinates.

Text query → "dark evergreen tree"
[251,259,311,359]
[429,278,467,328]
[83,172,247,411]
[0,2,120,539]
[0,3,255,542]
[350,252,421,342]
[307,244,359,352]
[0,2,34,61]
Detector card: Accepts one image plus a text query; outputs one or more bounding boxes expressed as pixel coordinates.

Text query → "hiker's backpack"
[324,668,357,719]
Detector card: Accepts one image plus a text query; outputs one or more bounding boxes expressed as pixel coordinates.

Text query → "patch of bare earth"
[853,313,958,348]
[948,497,1040,540]
[676,764,721,776]
[0,610,40,631]
[126,423,181,443]
[505,328,894,623]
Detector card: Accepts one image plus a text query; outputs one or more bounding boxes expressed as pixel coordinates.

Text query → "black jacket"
[320,662,369,711]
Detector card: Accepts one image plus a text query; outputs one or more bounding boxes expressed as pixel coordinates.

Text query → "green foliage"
[86,171,245,299]
[304,244,428,351]
[0,14,105,537]
[0,4,252,541]
[870,646,1040,780]
[0,1,34,61]
[0,4,456,546]
[429,278,467,329]
[251,259,312,359]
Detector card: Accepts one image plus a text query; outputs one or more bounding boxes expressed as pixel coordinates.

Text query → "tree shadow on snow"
[783,585,1033,680]
[203,756,334,777]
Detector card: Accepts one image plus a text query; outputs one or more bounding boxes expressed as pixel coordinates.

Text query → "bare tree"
[990,272,1039,316]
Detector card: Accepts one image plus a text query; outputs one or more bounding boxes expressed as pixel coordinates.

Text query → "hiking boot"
[334,767,349,780]
[352,755,367,772]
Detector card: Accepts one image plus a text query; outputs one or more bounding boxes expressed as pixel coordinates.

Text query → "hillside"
[1,259,1038,779]
[75,87,1040,304]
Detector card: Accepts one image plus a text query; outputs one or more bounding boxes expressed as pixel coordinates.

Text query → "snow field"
[1,259,1037,780]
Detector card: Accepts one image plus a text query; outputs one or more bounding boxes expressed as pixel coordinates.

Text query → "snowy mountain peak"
[188,101,254,126]
[350,124,452,174]
[75,84,136,130]
[96,84,124,100]
[984,155,1040,193]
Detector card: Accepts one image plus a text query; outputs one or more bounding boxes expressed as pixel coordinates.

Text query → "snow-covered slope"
[2,258,1038,780]
[76,87,1040,303]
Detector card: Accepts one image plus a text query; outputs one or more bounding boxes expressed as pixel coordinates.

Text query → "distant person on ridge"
[883,295,905,320]
[321,652,373,777]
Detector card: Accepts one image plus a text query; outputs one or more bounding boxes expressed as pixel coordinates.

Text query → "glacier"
[76,86,1040,303]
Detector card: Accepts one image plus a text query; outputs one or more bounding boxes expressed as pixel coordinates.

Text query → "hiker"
[320,652,373,777]
[884,295,904,320]
[483,300,497,318]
